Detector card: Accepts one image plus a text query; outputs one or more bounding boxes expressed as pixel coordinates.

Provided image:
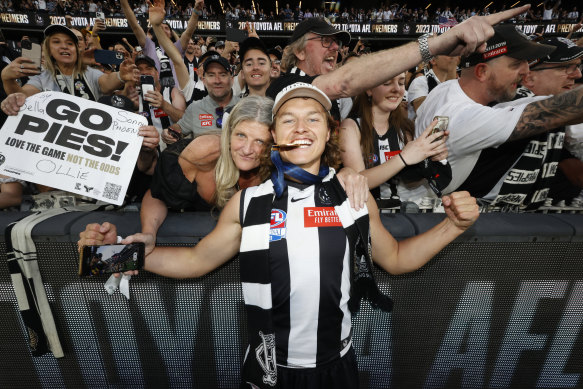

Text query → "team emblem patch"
[368,153,379,164]
[74,81,85,91]
[270,209,287,242]
[318,186,332,205]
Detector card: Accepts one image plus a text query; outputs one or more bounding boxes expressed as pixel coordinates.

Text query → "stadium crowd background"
[0,0,582,213]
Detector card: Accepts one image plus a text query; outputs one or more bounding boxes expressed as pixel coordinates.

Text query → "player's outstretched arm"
[124,191,243,279]
[370,191,479,275]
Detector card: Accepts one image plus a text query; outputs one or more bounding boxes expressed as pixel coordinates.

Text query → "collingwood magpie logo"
[0,153,5,167]
[255,331,277,387]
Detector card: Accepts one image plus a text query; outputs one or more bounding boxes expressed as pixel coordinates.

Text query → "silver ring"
[20,64,23,69]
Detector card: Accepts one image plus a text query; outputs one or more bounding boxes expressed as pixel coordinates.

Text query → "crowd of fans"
[1,1,583,215]
[1,0,581,24]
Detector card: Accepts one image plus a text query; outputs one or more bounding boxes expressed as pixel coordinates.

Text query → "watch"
[418,33,433,63]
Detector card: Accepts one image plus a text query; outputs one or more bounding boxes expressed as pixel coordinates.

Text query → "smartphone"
[431,116,449,141]
[22,41,42,69]
[96,11,105,20]
[140,74,155,98]
[79,243,145,277]
[94,49,125,65]
[226,27,248,43]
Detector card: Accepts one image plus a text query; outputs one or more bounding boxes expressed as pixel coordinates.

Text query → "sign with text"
[0,92,146,205]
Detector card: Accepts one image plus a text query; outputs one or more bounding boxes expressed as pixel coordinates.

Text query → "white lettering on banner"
[0,91,145,205]
[516,24,540,34]
[197,20,221,30]
[0,13,29,23]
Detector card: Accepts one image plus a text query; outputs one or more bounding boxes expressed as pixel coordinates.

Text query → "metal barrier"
[0,211,582,388]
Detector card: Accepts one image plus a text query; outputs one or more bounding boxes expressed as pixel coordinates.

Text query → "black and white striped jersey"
[242,180,352,369]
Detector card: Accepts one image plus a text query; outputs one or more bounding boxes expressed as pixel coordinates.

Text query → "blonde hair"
[42,32,86,78]
[281,34,308,73]
[214,96,274,209]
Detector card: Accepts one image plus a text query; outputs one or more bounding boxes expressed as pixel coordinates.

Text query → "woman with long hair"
[1,25,136,101]
[140,95,273,245]
[340,72,448,202]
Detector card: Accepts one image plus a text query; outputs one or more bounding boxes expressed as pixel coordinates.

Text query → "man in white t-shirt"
[413,25,583,200]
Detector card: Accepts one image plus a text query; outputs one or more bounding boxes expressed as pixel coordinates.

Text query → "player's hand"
[78,222,118,252]
[400,119,449,165]
[442,191,479,231]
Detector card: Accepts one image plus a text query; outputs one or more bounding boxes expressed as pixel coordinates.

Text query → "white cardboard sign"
[0,91,147,205]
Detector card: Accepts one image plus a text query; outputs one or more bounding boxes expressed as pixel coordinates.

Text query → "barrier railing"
[0,211,582,388]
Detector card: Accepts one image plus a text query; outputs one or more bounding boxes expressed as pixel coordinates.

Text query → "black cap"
[530,37,583,68]
[239,37,269,61]
[215,40,225,48]
[44,25,78,43]
[135,55,156,68]
[203,53,231,74]
[461,25,555,68]
[290,18,350,46]
[267,48,282,61]
[98,95,135,112]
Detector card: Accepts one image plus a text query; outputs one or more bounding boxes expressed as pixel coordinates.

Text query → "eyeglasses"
[306,35,343,49]
[215,107,224,129]
[531,63,583,75]
[273,60,281,65]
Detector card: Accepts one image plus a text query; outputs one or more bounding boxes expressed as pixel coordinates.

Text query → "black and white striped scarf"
[239,169,392,388]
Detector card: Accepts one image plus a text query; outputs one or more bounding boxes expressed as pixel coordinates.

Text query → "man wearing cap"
[80,82,479,388]
[132,55,185,149]
[455,36,583,208]
[413,25,583,208]
[265,6,534,119]
[162,54,239,144]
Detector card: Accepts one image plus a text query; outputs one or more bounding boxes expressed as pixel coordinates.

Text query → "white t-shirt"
[406,73,433,120]
[26,67,104,101]
[565,123,583,160]
[415,80,536,194]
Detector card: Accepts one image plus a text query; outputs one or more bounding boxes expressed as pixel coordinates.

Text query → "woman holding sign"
[1,24,137,104]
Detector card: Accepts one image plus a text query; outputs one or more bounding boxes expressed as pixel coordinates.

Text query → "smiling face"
[296,33,339,76]
[48,32,78,66]
[241,49,271,89]
[268,53,281,79]
[272,97,330,175]
[368,72,406,113]
[230,120,271,172]
[203,62,233,102]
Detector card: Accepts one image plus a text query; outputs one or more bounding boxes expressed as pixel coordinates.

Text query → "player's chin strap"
[103,236,132,300]
[270,150,329,198]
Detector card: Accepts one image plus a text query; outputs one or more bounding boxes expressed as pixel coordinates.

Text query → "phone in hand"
[226,27,248,43]
[96,11,105,20]
[431,116,449,142]
[94,49,125,65]
[22,41,42,69]
[79,243,145,277]
[140,75,155,99]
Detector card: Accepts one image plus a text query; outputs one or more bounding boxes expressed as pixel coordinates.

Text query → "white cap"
[272,82,332,117]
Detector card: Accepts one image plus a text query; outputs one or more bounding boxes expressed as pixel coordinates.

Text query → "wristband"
[194,9,202,15]
[398,152,409,167]
[116,71,125,84]
[418,33,433,63]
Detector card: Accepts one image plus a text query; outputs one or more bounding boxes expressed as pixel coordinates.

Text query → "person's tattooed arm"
[510,85,583,142]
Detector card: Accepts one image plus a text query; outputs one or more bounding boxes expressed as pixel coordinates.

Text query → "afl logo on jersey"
[270,209,287,242]
[368,153,379,164]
